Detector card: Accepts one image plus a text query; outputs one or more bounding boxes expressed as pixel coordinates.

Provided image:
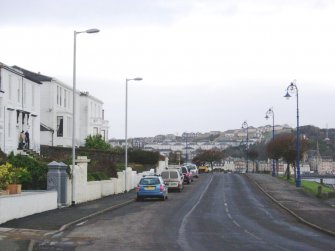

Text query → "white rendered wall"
[0,191,57,224]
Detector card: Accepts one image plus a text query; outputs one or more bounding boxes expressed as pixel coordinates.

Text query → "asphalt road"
[33,173,335,251]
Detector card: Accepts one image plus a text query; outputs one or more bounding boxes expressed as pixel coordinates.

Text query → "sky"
[1,0,335,139]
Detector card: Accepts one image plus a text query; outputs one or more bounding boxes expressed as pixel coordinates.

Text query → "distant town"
[109,124,293,160]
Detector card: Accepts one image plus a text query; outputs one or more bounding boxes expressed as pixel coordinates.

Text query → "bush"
[85,135,111,150]
[87,172,110,181]
[0,163,31,190]
[7,153,48,190]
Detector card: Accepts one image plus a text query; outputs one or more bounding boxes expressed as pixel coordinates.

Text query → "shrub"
[7,153,48,190]
[87,172,110,181]
[0,163,31,190]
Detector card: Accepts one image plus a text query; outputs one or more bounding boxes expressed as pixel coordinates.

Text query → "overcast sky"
[1,0,335,138]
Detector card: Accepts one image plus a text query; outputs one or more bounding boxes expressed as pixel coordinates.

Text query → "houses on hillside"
[0,62,109,154]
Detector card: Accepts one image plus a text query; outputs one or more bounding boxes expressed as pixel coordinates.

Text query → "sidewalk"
[247,173,335,236]
[0,190,136,231]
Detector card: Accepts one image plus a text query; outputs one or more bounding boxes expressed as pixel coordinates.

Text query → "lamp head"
[86,28,100,34]
[133,77,143,81]
[284,91,291,99]
[265,114,269,120]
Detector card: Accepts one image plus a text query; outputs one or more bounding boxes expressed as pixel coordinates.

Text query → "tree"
[266,133,309,179]
[247,148,259,172]
[192,148,224,171]
[168,151,181,165]
[85,135,111,150]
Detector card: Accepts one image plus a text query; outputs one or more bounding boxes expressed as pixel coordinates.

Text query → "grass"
[278,175,334,198]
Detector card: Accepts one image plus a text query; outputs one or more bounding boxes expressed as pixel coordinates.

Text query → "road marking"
[232,220,240,227]
[178,175,214,250]
[76,220,88,226]
[244,229,262,240]
[227,213,233,219]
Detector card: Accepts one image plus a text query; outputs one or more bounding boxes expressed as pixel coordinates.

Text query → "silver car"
[161,169,184,192]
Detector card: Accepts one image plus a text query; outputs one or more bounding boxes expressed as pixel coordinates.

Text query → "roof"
[40,123,54,132]
[12,65,52,84]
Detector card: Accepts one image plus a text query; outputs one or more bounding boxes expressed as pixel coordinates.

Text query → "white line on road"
[177,175,214,251]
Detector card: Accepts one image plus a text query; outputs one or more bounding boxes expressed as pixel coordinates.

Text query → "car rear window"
[161,172,169,179]
[140,178,160,185]
[170,171,178,178]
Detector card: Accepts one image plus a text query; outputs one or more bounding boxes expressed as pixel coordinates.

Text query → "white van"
[160,169,184,192]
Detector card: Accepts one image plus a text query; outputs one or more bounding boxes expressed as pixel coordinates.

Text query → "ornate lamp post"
[265,108,275,176]
[284,80,301,187]
[241,121,249,173]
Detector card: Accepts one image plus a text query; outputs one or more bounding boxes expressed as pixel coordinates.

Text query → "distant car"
[161,169,184,192]
[136,175,168,201]
[186,164,199,178]
[181,166,193,184]
[198,166,209,173]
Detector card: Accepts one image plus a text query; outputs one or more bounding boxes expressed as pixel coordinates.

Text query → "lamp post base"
[295,179,301,187]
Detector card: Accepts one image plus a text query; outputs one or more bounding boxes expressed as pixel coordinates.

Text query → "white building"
[79,91,109,145]
[0,63,41,154]
[15,67,109,148]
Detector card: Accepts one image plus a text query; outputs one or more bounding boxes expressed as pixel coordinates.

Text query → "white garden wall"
[0,191,57,224]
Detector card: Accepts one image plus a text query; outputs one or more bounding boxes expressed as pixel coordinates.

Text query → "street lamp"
[125,77,142,192]
[265,107,275,176]
[241,121,249,173]
[72,28,100,206]
[284,80,301,187]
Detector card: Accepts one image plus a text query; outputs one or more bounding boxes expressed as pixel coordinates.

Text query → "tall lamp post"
[72,28,100,206]
[265,108,276,176]
[125,77,142,192]
[284,80,301,187]
[241,121,249,173]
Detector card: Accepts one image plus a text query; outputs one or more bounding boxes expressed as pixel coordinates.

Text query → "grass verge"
[278,175,334,198]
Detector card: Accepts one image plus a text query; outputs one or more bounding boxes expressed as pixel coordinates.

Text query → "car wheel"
[136,196,142,201]
[178,187,182,192]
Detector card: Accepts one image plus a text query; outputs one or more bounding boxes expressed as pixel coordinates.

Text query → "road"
[33,173,335,250]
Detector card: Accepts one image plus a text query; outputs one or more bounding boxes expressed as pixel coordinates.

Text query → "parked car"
[136,175,168,201]
[198,165,209,173]
[186,164,199,178]
[181,166,193,184]
[161,169,184,192]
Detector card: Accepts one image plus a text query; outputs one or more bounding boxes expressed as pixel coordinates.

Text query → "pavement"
[1,174,335,239]
[0,190,136,232]
[246,173,335,237]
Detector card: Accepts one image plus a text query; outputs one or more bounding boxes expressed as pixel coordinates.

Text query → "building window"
[32,85,35,107]
[67,116,72,137]
[17,80,20,103]
[23,81,27,106]
[57,86,59,105]
[93,127,98,135]
[57,116,63,137]
[64,89,67,108]
[59,87,62,106]
[8,111,12,137]
[0,98,2,119]
[8,75,12,100]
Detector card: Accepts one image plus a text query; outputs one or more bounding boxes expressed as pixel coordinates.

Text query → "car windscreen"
[161,172,169,179]
[170,171,178,178]
[140,178,160,185]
